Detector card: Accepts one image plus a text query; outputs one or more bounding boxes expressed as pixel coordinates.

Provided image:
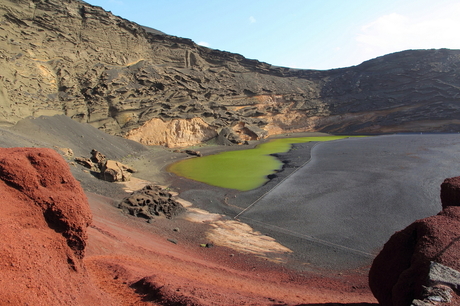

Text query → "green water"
[168,136,357,191]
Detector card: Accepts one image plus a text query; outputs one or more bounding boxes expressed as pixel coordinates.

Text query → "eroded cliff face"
[2,0,460,147]
[125,117,217,148]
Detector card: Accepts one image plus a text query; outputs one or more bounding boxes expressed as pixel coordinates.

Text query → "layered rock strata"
[1,0,460,147]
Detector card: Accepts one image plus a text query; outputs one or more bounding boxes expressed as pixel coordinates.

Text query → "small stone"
[167,239,177,244]
[173,227,180,232]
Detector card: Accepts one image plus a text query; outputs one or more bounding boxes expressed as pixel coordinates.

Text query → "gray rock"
[428,261,460,289]
[410,262,459,305]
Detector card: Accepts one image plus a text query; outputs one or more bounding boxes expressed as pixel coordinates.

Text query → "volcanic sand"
[159,133,460,274]
[0,115,398,303]
[4,116,460,303]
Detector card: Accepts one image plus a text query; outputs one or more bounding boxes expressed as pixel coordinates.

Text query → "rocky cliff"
[2,0,460,147]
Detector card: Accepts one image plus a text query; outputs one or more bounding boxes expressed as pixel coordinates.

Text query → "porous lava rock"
[369,176,460,306]
[118,184,185,219]
[0,147,107,305]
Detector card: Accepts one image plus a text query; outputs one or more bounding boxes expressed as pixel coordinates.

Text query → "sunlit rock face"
[2,0,460,145]
[125,117,218,147]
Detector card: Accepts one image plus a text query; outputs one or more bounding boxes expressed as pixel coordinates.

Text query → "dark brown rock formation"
[369,176,460,305]
[118,184,185,219]
[0,147,108,304]
[1,0,460,147]
[440,176,460,209]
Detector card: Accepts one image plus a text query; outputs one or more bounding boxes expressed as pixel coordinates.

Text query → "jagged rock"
[100,160,135,182]
[75,150,136,182]
[232,122,267,141]
[440,176,460,209]
[216,127,242,145]
[90,149,107,168]
[427,261,460,289]
[1,0,460,148]
[369,177,460,306]
[184,150,201,157]
[118,184,185,219]
[410,262,459,305]
[74,156,98,171]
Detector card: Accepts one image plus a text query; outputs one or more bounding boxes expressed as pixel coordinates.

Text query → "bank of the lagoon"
[168,136,359,191]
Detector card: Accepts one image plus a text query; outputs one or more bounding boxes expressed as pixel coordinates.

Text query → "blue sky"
[86,0,460,70]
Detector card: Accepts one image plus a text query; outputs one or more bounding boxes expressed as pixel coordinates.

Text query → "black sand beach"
[170,134,460,272]
[2,116,460,274]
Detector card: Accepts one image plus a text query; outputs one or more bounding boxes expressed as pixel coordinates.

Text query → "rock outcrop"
[1,0,460,147]
[118,184,185,220]
[411,262,460,305]
[369,176,460,305]
[0,147,107,305]
[100,159,134,182]
[75,149,136,181]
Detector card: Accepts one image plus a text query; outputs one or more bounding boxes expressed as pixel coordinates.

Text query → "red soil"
[0,148,109,305]
[0,148,377,305]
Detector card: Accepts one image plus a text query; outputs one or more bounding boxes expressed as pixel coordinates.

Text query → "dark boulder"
[118,184,185,219]
[440,176,460,209]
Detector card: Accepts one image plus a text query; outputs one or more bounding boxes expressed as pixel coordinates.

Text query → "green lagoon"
[168,136,358,191]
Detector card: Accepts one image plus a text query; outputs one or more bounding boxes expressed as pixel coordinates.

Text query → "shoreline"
[0,118,379,303]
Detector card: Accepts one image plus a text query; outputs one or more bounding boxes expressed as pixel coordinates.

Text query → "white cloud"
[249,16,256,24]
[197,41,210,47]
[355,3,460,61]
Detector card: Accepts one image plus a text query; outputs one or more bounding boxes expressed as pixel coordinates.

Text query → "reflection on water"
[168,136,357,191]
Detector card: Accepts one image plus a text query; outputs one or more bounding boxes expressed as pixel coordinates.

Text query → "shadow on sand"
[294,303,378,306]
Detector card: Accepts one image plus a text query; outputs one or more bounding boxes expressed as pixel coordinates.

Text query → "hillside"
[1,0,460,147]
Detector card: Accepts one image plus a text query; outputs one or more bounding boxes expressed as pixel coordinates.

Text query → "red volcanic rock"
[441,176,460,209]
[369,205,460,305]
[0,148,107,305]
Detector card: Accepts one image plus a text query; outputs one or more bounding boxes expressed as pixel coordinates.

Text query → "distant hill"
[1,0,460,147]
